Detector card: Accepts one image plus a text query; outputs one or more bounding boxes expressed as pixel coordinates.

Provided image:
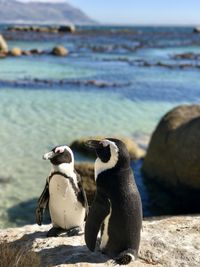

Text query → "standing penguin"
[84,138,142,265]
[36,145,88,237]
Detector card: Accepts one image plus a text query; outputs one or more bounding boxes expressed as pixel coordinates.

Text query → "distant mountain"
[0,0,96,25]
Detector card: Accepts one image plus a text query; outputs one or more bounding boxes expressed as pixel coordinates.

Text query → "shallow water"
[0,25,200,228]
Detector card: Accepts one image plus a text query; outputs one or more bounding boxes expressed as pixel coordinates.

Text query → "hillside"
[0,0,95,25]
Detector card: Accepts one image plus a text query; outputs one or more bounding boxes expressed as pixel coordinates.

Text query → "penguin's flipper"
[85,191,110,252]
[35,181,49,225]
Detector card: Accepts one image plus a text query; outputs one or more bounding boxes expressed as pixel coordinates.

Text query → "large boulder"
[142,105,200,190]
[0,216,199,266]
[0,34,8,53]
[51,46,68,56]
[71,136,145,160]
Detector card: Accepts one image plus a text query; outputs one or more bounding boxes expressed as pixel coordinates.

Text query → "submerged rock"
[70,136,146,160]
[51,46,69,56]
[0,216,199,266]
[142,104,200,191]
[0,176,11,184]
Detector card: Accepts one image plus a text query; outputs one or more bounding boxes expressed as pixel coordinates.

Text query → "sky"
[19,0,200,25]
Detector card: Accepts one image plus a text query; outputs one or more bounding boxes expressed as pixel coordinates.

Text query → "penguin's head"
[85,138,130,173]
[43,145,74,167]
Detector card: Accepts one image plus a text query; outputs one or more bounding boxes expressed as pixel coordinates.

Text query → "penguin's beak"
[43,151,54,160]
[85,140,102,150]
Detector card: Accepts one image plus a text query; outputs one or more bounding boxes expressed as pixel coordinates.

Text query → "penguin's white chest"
[48,174,85,229]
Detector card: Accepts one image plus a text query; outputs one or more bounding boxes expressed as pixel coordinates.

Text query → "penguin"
[35,145,88,237]
[84,138,142,265]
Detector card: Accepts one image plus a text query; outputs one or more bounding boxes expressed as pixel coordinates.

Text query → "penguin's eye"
[55,147,65,154]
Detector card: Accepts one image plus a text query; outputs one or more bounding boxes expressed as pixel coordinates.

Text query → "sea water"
[0,26,200,228]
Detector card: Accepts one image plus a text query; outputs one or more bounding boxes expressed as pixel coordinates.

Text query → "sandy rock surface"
[0,216,200,266]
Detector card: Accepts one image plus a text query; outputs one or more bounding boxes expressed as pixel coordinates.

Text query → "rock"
[142,104,200,190]
[58,25,76,33]
[75,162,95,204]
[0,52,6,58]
[0,176,11,184]
[0,34,8,53]
[52,46,68,56]
[29,49,43,54]
[10,47,22,57]
[193,26,200,33]
[173,53,200,60]
[70,136,146,160]
[6,25,77,34]
[0,242,40,267]
[22,50,31,56]
[0,216,199,266]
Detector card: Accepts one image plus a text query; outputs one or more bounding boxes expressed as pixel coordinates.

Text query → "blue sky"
[20,0,200,25]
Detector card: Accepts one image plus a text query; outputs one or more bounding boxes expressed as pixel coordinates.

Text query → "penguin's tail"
[114,249,136,265]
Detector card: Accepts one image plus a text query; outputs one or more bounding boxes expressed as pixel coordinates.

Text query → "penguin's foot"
[66,226,80,237]
[114,250,135,265]
[47,227,63,237]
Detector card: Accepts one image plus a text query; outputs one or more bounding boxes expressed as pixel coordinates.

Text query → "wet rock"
[58,25,76,33]
[142,104,200,190]
[0,216,199,266]
[173,53,200,60]
[193,26,200,33]
[22,50,32,56]
[0,176,11,184]
[0,34,8,54]
[75,162,95,204]
[10,47,22,57]
[51,46,69,56]
[70,136,146,160]
[29,49,43,55]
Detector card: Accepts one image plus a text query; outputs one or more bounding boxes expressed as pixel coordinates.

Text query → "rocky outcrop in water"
[0,34,8,55]
[193,26,200,33]
[10,47,22,57]
[7,25,76,34]
[142,104,200,192]
[51,46,69,56]
[70,136,146,160]
[173,52,200,60]
[0,216,199,266]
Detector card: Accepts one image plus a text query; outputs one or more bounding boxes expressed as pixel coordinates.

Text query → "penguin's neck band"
[48,171,79,196]
[95,151,119,180]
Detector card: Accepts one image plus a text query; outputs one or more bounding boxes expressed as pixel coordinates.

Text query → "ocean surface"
[0,25,200,228]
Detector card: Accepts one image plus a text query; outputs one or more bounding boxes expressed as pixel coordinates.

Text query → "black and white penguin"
[84,138,142,265]
[36,145,88,237]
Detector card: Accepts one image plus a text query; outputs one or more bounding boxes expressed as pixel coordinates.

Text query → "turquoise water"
[0,26,200,228]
